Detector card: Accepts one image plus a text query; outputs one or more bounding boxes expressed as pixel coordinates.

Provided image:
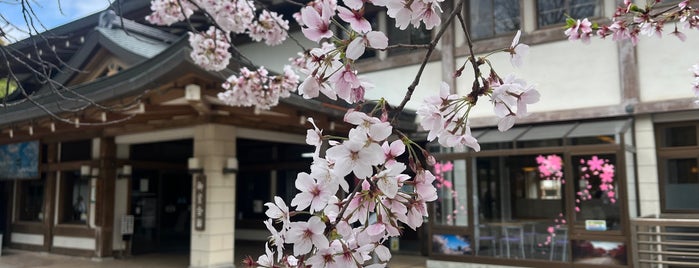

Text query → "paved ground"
[0,243,427,268]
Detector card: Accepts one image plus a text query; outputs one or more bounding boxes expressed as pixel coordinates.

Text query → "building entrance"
[127,139,193,255]
[130,169,191,254]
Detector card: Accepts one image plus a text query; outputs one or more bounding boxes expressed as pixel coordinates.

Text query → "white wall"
[11,233,44,246]
[237,31,317,74]
[53,236,96,251]
[362,61,443,111]
[637,25,699,102]
[459,38,621,120]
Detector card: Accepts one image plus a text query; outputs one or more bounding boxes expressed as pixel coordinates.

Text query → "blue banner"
[0,141,39,179]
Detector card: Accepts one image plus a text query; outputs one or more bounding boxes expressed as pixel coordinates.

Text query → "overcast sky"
[1,0,111,42]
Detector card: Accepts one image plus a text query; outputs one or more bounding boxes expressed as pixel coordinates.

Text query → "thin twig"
[391,0,465,120]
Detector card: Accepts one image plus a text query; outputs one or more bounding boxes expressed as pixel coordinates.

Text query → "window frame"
[430,120,632,267]
[656,121,699,214]
[15,177,47,223]
[464,0,523,41]
[535,0,604,29]
[58,169,91,225]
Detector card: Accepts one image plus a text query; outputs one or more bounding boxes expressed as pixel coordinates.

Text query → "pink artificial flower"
[346,31,389,60]
[300,5,334,42]
[586,156,604,171]
[286,216,330,256]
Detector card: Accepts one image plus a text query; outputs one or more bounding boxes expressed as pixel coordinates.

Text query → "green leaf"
[0,78,18,99]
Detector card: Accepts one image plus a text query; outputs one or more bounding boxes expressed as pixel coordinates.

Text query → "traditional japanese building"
[0,1,421,267]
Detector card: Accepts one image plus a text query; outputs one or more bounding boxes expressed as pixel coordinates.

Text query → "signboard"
[194,174,206,231]
[585,220,607,231]
[0,141,39,179]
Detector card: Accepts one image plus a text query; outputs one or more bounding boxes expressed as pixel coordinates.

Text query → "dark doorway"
[0,181,10,246]
[129,139,192,255]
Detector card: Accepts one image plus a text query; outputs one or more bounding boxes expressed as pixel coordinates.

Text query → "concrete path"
[0,247,427,268]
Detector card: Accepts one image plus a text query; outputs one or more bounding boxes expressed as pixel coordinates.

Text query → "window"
[469,0,521,40]
[537,0,602,28]
[61,170,90,224]
[572,154,621,231]
[656,122,699,212]
[60,139,92,162]
[236,139,313,224]
[473,154,567,260]
[387,18,431,56]
[433,159,468,226]
[17,177,46,222]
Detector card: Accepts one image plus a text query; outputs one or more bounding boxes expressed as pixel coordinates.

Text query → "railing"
[631,215,699,267]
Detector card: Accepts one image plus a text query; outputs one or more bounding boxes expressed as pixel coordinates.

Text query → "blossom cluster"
[249,110,439,267]
[536,154,563,181]
[564,0,699,44]
[565,1,699,95]
[416,31,536,151]
[577,156,617,208]
[218,65,299,110]
[147,0,288,71]
[187,27,231,71]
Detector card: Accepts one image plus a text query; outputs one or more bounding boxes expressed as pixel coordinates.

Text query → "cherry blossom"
[146,0,196,26]
[507,30,530,67]
[346,31,389,60]
[325,130,385,179]
[188,26,231,71]
[491,74,540,131]
[203,0,255,34]
[248,10,289,46]
[337,6,372,33]
[382,140,405,165]
[218,65,299,109]
[286,216,330,256]
[264,196,291,229]
[300,5,334,42]
[290,172,335,213]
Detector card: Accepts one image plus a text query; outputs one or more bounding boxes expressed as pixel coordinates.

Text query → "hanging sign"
[194,174,207,231]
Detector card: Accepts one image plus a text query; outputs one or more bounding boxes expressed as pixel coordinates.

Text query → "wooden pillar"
[95,137,116,257]
[43,143,57,251]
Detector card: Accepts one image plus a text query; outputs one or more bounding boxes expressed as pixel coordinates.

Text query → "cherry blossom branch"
[392,0,465,119]
[381,43,431,50]
[332,182,363,226]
